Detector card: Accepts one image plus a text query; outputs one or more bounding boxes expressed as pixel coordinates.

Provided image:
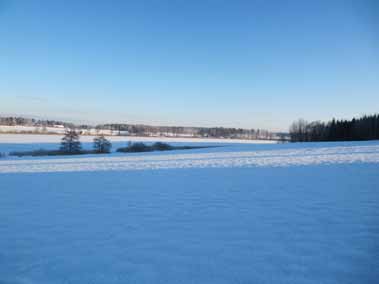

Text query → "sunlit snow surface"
[1,136,378,284]
[1,144,379,173]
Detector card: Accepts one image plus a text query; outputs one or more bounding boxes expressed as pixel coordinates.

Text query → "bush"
[117,141,214,153]
[128,142,151,152]
[10,149,67,157]
[117,142,151,153]
[152,142,173,151]
[9,149,104,157]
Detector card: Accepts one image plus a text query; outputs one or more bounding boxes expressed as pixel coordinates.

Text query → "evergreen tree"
[289,114,379,142]
[60,130,82,153]
[93,135,112,153]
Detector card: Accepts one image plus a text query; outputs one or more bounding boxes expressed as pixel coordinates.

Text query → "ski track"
[1,145,379,173]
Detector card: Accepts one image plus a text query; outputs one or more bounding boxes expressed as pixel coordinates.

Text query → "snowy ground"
[0,133,275,155]
[1,136,378,283]
[0,133,274,146]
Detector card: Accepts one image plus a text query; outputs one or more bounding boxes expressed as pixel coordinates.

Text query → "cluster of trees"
[60,131,112,154]
[290,114,379,142]
[116,141,209,153]
[8,131,112,157]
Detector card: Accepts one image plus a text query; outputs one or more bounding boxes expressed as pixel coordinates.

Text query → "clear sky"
[1,0,378,131]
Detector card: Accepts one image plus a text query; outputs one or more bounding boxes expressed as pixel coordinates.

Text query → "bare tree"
[289,119,308,142]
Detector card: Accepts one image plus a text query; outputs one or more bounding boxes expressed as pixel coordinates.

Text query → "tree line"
[289,114,379,142]
[0,116,278,140]
[101,124,276,139]
[0,116,75,128]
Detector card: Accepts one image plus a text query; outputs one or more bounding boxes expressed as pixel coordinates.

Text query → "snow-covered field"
[0,133,276,145]
[0,134,275,155]
[1,135,378,283]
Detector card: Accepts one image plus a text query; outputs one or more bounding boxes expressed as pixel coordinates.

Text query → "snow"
[0,134,275,154]
[1,137,378,283]
[1,144,379,173]
[0,133,276,144]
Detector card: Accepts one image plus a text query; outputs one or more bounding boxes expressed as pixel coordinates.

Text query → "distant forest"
[290,114,379,142]
[0,117,76,129]
[99,123,278,140]
[0,116,282,140]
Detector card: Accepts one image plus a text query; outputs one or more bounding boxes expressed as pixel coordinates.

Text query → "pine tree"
[93,135,112,153]
[289,114,379,142]
[60,130,82,153]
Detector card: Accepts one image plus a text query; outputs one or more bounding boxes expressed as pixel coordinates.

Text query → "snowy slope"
[1,140,378,284]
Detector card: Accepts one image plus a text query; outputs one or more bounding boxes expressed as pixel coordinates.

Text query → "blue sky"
[1,0,378,131]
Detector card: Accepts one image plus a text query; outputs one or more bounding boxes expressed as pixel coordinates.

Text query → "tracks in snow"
[0,145,379,173]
